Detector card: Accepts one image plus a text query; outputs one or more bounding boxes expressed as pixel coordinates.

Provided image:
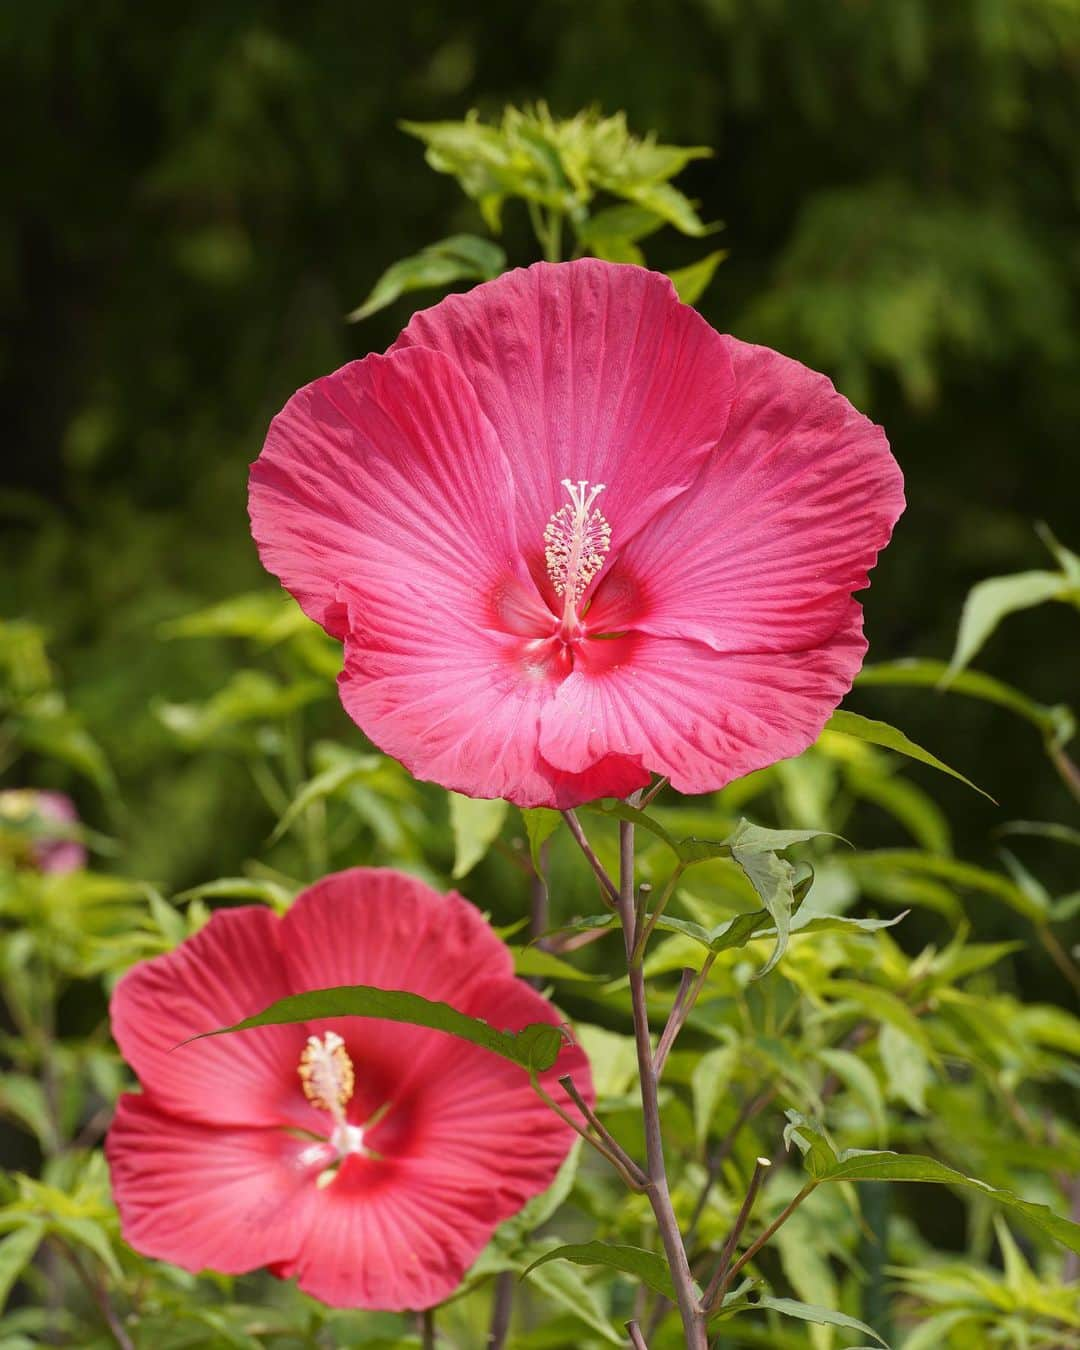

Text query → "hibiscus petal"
[280,1153,502,1310]
[538,619,868,794]
[249,344,530,639]
[338,597,647,807]
[110,906,318,1131]
[392,259,737,578]
[106,1094,326,1276]
[586,338,904,652]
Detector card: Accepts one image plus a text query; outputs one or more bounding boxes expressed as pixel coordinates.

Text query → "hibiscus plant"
[0,106,1078,1350]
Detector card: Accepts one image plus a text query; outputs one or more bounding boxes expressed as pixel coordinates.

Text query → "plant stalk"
[618,819,707,1348]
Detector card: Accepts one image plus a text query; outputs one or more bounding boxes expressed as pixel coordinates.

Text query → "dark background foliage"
[3,0,1078,890]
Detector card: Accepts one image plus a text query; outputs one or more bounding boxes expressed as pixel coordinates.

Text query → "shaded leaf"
[879,1023,930,1115]
[194,984,564,1072]
[521,807,561,874]
[0,1223,44,1311]
[271,754,382,844]
[522,1241,683,1302]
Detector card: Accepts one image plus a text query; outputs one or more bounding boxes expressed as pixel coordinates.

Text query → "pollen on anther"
[544,479,612,603]
[298,1031,355,1112]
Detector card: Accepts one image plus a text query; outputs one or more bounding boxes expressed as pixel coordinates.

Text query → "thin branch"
[560,1075,648,1188]
[626,1319,650,1349]
[652,968,695,1078]
[702,1157,772,1310]
[420,1307,436,1349]
[640,776,669,808]
[632,865,684,965]
[56,1242,134,1350]
[561,809,620,904]
[717,1181,818,1297]
[531,1073,646,1191]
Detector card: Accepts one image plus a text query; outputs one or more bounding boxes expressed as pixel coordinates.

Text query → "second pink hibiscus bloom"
[249,259,904,807]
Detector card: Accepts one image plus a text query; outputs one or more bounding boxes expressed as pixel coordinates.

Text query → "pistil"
[543,479,611,637]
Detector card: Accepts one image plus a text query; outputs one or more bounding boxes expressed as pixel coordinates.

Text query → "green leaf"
[521,807,561,873]
[449,794,508,878]
[825,710,992,800]
[0,1223,44,1311]
[817,1151,1080,1255]
[879,1023,930,1115]
[996,820,1080,849]
[856,658,1075,746]
[732,845,799,978]
[783,1110,839,1178]
[159,591,313,644]
[751,1296,889,1347]
[851,850,1048,922]
[155,670,325,747]
[512,946,605,982]
[692,1044,737,1149]
[947,570,1071,678]
[174,877,296,911]
[816,1048,888,1146]
[194,984,564,1072]
[0,1077,55,1151]
[271,754,383,844]
[667,249,728,305]
[521,1241,684,1302]
[347,235,506,321]
[520,1245,623,1344]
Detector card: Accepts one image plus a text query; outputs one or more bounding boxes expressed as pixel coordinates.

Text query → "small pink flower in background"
[250,259,904,808]
[105,868,590,1311]
[0,789,86,873]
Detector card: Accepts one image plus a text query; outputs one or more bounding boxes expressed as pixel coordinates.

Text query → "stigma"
[544,479,611,630]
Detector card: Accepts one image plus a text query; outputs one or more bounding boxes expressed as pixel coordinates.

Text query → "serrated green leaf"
[0,1223,44,1311]
[947,570,1070,678]
[521,807,561,873]
[449,794,508,878]
[667,249,728,305]
[817,1151,1080,1255]
[825,710,991,800]
[751,1296,889,1347]
[522,1241,683,1302]
[347,235,506,321]
[193,984,564,1072]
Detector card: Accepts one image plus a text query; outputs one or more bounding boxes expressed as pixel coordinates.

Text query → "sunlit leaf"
[521,807,561,873]
[667,249,728,305]
[449,794,508,878]
[749,1296,889,1346]
[825,710,991,799]
[947,570,1071,679]
[347,235,506,321]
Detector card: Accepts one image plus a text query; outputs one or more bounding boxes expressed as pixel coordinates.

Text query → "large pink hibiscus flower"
[105,868,590,1310]
[249,259,904,808]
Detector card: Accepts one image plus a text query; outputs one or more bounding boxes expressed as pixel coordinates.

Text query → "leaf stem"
[531,1072,646,1191]
[626,1319,650,1349]
[420,1307,435,1349]
[632,864,684,964]
[559,1074,647,1188]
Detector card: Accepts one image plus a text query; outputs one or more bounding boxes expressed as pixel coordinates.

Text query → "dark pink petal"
[249,345,530,640]
[586,338,904,653]
[33,792,87,873]
[106,1094,327,1276]
[393,260,737,579]
[110,906,319,1132]
[539,617,867,794]
[337,601,647,806]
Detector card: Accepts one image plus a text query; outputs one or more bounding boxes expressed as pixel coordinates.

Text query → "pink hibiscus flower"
[249,259,904,808]
[105,868,590,1310]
